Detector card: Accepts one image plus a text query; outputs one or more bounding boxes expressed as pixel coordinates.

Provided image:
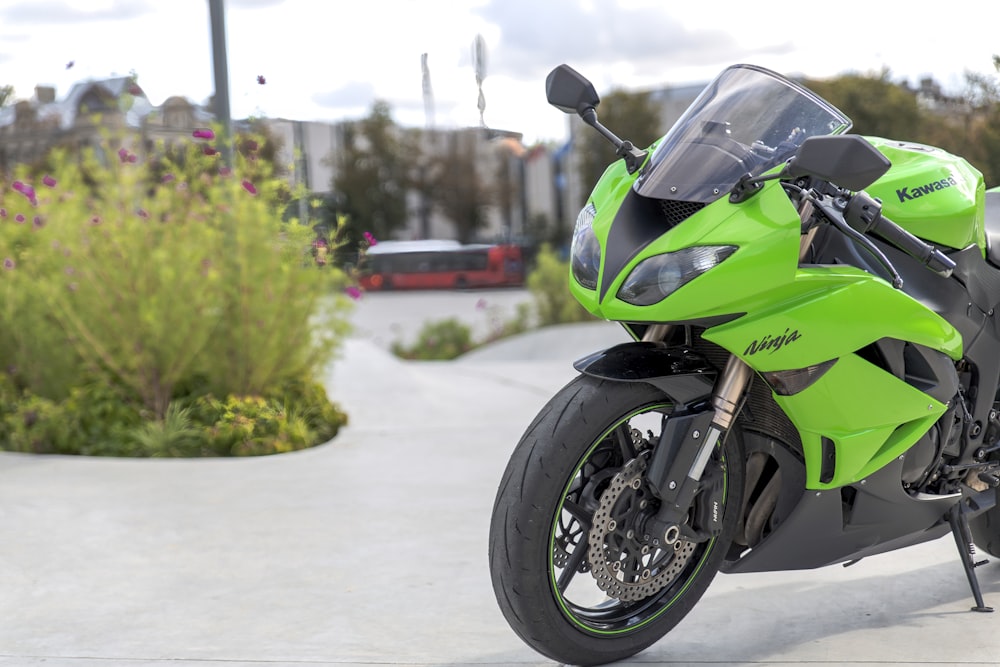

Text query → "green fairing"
[570,164,963,491]
[702,267,962,370]
[774,353,945,488]
[866,136,986,253]
[571,168,803,321]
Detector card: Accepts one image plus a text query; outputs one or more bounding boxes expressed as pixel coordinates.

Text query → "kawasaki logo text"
[744,328,801,356]
[896,176,957,203]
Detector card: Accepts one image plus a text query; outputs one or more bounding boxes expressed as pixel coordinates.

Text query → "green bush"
[2,392,76,454]
[0,381,143,455]
[0,131,353,456]
[0,370,348,457]
[124,403,202,458]
[391,318,474,360]
[185,388,346,456]
[527,244,595,326]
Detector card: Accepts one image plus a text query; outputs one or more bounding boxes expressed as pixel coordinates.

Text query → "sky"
[1,0,997,145]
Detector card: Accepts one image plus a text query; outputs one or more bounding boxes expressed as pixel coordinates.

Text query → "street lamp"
[208,0,232,165]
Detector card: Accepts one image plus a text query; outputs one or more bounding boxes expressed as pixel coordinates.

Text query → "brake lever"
[812,196,904,289]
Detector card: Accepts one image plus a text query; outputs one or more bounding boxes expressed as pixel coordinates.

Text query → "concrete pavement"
[2,306,1000,666]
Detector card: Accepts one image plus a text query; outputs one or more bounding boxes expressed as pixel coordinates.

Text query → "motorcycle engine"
[901,399,964,487]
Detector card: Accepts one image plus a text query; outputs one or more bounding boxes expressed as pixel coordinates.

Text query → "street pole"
[208,0,232,166]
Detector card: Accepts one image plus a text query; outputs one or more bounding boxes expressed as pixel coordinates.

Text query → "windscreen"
[634,64,851,203]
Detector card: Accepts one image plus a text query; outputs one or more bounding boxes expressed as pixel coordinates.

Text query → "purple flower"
[137,208,150,219]
[12,181,36,201]
[128,153,137,163]
[0,208,6,218]
[344,286,363,300]
[241,180,257,196]
[32,215,44,229]
[244,139,259,152]
[257,75,266,85]
[3,258,14,270]
[193,128,215,140]
[118,147,130,163]
[90,215,101,225]
[42,175,57,188]
[219,166,232,177]
[14,213,25,223]
[203,145,218,156]
[162,173,175,183]
[363,231,378,246]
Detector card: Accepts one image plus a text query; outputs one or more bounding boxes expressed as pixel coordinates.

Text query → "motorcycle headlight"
[571,203,600,290]
[617,245,736,306]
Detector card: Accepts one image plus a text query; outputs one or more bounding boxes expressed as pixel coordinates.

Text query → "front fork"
[638,200,812,544]
[640,327,753,544]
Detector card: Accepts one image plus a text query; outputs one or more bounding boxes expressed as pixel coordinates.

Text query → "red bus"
[359,240,524,291]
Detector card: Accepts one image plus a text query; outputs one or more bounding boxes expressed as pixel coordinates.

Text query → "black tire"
[489,374,744,666]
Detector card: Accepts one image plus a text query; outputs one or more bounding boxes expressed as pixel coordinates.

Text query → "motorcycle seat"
[985,190,1000,268]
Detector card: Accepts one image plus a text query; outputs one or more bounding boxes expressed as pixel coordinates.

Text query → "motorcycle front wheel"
[489,374,744,666]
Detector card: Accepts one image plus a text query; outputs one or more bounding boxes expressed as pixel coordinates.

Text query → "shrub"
[0,131,354,456]
[185,391,345,456]
[124,403,202,458]
[0,380,143,455]
[2,392,76,454]
[391,318,474,360]
[527,244,595,326]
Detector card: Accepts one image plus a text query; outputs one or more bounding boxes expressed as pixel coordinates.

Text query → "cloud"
[312,81,377,110]
[473,0,791,86]
[0,0,154,25]
[228,0,286,8]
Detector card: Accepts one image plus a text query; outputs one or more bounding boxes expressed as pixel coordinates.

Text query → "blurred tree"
[331,100,409,245]
[576,88,663,193]
[804,69,925,140]
[952,56,1000,186]
[404,128,441,240]
[802,67,999,186]
[432,129,495,243]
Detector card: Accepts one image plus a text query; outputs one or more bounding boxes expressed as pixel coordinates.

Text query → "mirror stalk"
[580,108,648,175]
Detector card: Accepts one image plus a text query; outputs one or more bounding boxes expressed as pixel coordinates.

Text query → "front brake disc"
[587,455,696,601]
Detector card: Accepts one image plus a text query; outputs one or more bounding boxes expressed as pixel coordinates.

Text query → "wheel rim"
[548,402,727,634]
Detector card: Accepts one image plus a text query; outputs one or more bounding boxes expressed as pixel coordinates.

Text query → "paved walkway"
[2,318,1000,666]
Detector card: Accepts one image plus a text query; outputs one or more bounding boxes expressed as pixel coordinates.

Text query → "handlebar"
[843,192,956,278]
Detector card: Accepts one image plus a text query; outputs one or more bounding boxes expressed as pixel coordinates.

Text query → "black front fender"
[573,342,718,408]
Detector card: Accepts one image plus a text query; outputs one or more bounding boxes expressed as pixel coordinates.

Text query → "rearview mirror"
[545,64,601,116]
[781,135,891,191]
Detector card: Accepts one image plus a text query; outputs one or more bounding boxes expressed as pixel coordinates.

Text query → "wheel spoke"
[562,499,592,530]
[556,543,588,591]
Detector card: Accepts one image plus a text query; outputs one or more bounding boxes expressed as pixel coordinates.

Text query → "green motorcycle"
[488,63,1000,666]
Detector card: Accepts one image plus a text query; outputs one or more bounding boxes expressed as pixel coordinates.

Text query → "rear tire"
[488,375,744,666]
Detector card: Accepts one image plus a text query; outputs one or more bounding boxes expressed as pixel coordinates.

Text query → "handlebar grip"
[844,193,956,278]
